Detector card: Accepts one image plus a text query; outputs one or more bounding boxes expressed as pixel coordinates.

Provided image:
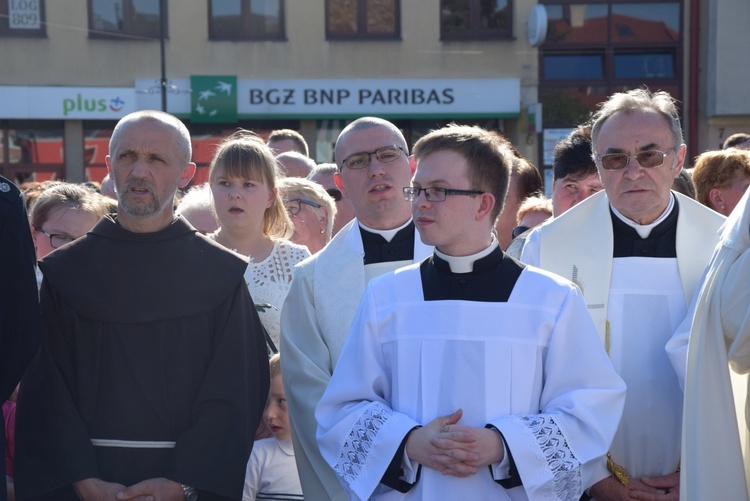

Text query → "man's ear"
[409,155,417,174]
[105,155,113,177]
[673,144,687,175]
[334,172,345,192]
[477,193,496,222]
[178,163,197,189]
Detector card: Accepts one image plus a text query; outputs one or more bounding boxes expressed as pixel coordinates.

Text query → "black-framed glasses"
[284,198,321,216]
[341,145,407,170]
[325,188,342,202]
[596,146,677,171]
[402,187,484,203]
[33,226,76,249]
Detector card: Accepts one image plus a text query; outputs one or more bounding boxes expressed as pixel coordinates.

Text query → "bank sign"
[134,78,520,119]
[0,86,136,119]
[237,79,519,118]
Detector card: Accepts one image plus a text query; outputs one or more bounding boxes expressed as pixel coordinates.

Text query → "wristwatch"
[181,484,198,501]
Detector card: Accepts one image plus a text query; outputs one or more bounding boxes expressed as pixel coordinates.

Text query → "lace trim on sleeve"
[518,415,583,501]
[334,402,394,491]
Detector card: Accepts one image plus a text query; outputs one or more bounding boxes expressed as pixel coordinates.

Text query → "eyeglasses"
[284,198,321,216]
[596,146,677,171]
[34,226,76,249]
[402,187,484,202]
[325,188,342,202]
[512,225,530,239]
[341,145,407,170]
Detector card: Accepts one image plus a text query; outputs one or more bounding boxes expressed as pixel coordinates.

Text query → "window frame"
[208,0,286,41]
[0,0,46,38]
[538,0,683,129]
[325,0,402,41]
[88,0,166,40]
[439,0,514,41]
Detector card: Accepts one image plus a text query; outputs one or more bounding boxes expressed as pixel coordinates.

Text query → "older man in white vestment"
[521,89,725,500]
[317,125,626,501]
[665,187,750,500]
[280,117,432,501]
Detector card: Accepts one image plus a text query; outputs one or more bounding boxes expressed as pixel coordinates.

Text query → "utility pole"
[159,0,167,112]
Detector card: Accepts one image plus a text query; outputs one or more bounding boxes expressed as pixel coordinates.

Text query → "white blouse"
[244,240,310,349]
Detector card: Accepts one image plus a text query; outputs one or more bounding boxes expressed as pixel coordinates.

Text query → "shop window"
[326,0,400,40]
[209,0,285,40]
[0,0,46,37]
[441,0,512,40]
[89,0,163,39]
[0,121,65,184]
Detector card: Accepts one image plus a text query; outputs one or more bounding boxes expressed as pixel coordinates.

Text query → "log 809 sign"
[9,0,41,29]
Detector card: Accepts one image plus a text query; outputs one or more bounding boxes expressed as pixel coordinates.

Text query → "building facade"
[0,0,746,185]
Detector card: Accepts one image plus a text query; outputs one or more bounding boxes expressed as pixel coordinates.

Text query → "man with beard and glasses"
[15,110,269,501]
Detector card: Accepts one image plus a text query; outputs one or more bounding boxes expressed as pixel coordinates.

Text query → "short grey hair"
[309,162,338,180]
[591,88,684,157]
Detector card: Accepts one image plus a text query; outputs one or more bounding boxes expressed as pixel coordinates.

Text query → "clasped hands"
[405,408,504,477]
[73,477,185,501]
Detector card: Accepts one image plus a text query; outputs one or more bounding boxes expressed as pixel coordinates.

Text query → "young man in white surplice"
[316,124,626,501]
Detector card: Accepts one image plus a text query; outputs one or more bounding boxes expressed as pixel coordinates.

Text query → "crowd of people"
[2,87,750,501]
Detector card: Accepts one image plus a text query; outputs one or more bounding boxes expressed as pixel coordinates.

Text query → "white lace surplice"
[316,264,625,501]
[245,240,310,348]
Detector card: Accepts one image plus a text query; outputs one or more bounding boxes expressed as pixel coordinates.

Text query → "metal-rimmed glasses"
[33,226,76,249]
[596,146,677,171]
[341,145,407,170]
[284,198,321,216]
[402,187,484,202]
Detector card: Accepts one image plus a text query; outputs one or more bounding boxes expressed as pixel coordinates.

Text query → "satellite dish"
[526,4,548,47]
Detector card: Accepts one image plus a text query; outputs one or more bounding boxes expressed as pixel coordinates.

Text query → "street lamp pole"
[159,0,167,112]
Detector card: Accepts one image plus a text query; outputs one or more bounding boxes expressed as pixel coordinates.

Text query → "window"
[539,1,683,132]
[545,4,607,44]
[88,0,163,39]
[0,0,45,37]
[614,52,675,79]
[209,0,285,40]
[440,0,512,40]
[0,120,65,184]
[543,54,603,79]
[326,0,400,40]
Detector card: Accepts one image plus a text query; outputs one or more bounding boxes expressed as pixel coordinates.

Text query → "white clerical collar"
[610,193,675,239]
[435,236,498,273]
[359,218,412,243]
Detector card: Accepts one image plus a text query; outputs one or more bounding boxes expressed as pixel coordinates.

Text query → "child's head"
[264,354,290,442]
[208,130,293,239]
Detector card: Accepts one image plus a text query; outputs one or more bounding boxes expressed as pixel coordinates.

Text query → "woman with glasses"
[208,131,310,352]
[29,182,112,282]
[277,177,337,255]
